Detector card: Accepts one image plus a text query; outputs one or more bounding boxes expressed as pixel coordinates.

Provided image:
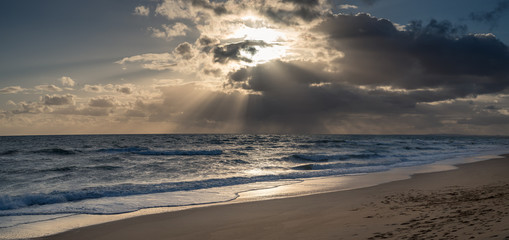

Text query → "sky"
[1,0,509,135]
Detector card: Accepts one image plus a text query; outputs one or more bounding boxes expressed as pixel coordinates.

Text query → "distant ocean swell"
[98,147,223,156]
[1,147,225,157]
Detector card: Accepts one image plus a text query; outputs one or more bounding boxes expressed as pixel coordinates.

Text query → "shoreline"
[34,153,509,240]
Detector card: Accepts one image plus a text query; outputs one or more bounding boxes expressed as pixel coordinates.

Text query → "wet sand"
[41,155,509,240]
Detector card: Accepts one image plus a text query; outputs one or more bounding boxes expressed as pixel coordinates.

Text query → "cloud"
[0,86,25,94]
[89,97,116,108]
[155,0,228,20]
[122,0,331,73]
[203,68,222,77]
[116,53,172,65]
[125,109,146,118]
[154,0,329,27]
[122,83,247,132]
[8,2,508,134]
[155,0,195,19]
[83,84,106,92]
[338,4,358,9]
[213,40,273,63]
[117,86,132,94]
[149,22,190,40]
[282,0,320,6]
[52,106,110,116]
[262,4,323,25]
[42,94,75,106]
[9,101,45,114]
[134,5,150,16]
[117,38,274,73]
[209,13,509,133]
[116,4,509,133]
[457,114,509,126]
[116,53,175,70]
[113,0,509,133]
[468,0,509,29]
[191,0,228,15]
[197,35,220,47]
[35,85,63,92]
[313,14,509,96]
[148,27,166,39]
[174,42,195,59]
[82,84,136,95]
[59,76,75,87]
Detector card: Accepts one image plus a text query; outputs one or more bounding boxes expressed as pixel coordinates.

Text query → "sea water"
[0,134,508,236]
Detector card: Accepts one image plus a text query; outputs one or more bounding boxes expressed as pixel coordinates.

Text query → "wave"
[38,165,120,173]
[0,163,393,214]
[291,164,314,170]
[287,153,381,162]
[0,150,19,156]
[221,159,250,165]
[135,150,223,156]
[32,148,76,155]
[306,139,347,144]
[403,146,442,150]
[98,147,149,153]
[98,147,223,156]
[89,165,122,171]
[40,166,77,173]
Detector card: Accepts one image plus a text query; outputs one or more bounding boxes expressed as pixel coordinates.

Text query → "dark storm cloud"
[222,61,426,132]
[213,40,272,63]
[227,60,324,91]
[216,13,509,132]
[468,0,509,29]
[227,61,353,132]
[406,19,467,38]
[314,14,509,97]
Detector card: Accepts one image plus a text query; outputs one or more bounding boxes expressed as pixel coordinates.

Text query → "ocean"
[1,134,508,236]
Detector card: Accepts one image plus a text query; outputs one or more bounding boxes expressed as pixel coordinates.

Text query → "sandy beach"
[40,155,509,240]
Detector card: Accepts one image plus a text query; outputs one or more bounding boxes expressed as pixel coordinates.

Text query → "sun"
[229,16,289,65]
